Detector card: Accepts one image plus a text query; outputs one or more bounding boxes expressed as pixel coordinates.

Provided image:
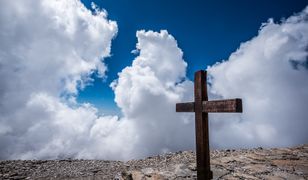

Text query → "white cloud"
[112,30,195,157]
[0,0,307,160]
[0,0,194,160]
[207,7,308,148]
[0,0,118,159]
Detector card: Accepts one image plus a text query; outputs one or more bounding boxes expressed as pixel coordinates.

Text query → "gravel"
[0,144,307,179]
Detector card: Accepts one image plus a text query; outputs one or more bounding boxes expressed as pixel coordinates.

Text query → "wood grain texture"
[176,99,242,113]
[194,70,212,180]
[203,98,242,113]
[176,102,194,112]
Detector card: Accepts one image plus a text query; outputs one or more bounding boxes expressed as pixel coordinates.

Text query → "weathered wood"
[176,102,194,112]
[176,99,242,113]
[175,70,242,180]
[194,70,212,180]
[203,98,242,113]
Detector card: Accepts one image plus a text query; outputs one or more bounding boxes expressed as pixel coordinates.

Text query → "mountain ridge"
[1,144,307,179]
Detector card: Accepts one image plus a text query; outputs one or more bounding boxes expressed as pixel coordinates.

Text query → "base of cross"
[200,169,213,179]
[176,70,242,180]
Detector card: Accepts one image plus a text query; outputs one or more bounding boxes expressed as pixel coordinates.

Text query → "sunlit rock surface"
[0,145,307,179]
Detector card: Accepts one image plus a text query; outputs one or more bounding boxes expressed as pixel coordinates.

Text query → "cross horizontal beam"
[176,98,242,113]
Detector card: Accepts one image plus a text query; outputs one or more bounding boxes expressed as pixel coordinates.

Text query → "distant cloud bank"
[0,0,307,160]
[207,7,308,148]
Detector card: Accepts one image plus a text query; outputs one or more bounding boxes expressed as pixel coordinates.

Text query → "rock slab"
[0,145,307,179]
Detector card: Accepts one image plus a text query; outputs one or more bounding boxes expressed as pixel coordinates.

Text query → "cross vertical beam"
[194,70,212,179]
[176,70,242,179]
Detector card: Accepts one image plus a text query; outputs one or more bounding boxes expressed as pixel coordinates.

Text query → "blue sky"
[1,0,307,160]
[78,0,307,115]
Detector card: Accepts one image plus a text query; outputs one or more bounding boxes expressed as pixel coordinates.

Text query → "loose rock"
[0,145,307,179]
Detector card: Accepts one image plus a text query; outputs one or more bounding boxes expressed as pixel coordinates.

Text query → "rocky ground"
[0,145,307,180]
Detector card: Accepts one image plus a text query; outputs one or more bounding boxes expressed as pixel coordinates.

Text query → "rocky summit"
[0,145,307,180]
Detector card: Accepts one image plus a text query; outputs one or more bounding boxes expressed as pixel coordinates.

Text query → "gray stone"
[0,145,307,179]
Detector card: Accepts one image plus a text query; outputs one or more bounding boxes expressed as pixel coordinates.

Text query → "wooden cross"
[176,70,242,180]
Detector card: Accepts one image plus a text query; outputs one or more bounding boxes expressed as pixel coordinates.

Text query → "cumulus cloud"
[0,0,194,160]
[207,7,308,148]
[0,0,118,159]
[112,30,195,157]
[0,0,307,160]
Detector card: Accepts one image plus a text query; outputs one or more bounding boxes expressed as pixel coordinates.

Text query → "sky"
[0,0,307,160]
[78,0,308,115]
